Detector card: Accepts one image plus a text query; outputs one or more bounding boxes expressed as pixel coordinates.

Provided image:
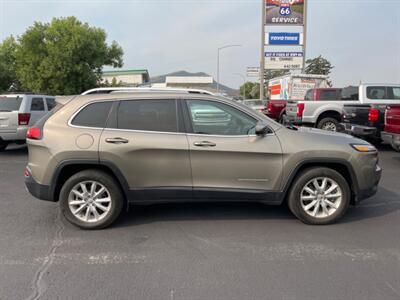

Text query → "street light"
[217,44,242,94]
[233,73,246,99]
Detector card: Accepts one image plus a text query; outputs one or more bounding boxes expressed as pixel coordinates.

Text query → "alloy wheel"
[321,122,337,131]
[68,181,112,223]
[300,177,342,219]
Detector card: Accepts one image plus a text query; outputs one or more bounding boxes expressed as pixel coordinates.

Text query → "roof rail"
[81,87,215,96]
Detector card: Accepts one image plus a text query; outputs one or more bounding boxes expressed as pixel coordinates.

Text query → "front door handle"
[193,141,216,147]
[105,137,129,144]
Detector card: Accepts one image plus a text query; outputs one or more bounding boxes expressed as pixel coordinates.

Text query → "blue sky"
[0,0,399,89]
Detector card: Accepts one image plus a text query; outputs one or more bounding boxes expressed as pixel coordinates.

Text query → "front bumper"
[25,169,53,202]
[339,123,377,138]
[354,162,382,203]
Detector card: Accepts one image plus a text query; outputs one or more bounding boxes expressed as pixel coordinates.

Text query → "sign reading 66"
[279,1,292,16]
[265,0,305,25]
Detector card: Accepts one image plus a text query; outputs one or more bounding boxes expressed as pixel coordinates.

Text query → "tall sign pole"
[302,0,308,72]
[260,0,266,100]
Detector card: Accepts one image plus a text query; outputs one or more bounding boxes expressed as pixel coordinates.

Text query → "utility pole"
[260,0,266,100]
[217,44,242,94]
[302,0,308,72]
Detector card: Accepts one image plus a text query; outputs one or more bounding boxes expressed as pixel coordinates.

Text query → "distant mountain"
[150,70,238,95]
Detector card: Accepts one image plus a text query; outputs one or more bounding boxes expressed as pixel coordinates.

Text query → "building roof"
[102,69,150,81]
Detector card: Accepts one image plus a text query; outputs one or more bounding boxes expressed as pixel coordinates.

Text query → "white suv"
[0,94,55,151]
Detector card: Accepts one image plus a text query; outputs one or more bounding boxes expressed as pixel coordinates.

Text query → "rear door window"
[0,96,23,111]
[387,87,400,100]
[367,87,387,100]
[71,102,113,128]
[30,98,45,111]
[116,99,178,133]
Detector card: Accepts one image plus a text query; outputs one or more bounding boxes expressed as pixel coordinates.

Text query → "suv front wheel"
[60,170,124,229]
[288,167,350,225]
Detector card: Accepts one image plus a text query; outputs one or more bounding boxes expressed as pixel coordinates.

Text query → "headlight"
[350,144,377,152]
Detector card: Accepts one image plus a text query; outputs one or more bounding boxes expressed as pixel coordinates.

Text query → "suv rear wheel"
[317,117,339,132]
[60,170,124,229]
[288,167,350,225]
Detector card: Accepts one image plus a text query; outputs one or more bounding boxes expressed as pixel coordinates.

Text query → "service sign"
[265,52,303,70]
[266,32,303,45]
[265,0,305,25]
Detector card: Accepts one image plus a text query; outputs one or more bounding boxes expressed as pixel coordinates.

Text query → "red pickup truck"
[382,105,400,152]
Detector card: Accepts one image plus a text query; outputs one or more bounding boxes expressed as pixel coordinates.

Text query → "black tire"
[60,170,124,229]
[317,117,340,132]
[288,167,351,225]
[279,112,286,124]
[0,141,8,152]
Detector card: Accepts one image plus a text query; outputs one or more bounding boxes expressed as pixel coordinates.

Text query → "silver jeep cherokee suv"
[25,92,382,229]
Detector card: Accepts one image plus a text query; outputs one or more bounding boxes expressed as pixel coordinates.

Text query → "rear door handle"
[105,137,129,144]
[193,141,216,147]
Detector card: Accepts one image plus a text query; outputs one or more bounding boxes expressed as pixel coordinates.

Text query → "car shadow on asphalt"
[114,202,296,228]
[0,145,28,157]
[341,187,400,224]
[113,186,400,228]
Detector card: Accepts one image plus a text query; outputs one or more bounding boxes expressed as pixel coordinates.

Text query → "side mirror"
[255,123,270,136]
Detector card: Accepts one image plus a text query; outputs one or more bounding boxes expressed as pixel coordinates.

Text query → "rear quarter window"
[71,102,113,128]
[0,96,23,111]
[31,98,45,111]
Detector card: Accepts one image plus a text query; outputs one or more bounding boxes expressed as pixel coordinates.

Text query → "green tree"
[305,55,334,86]
[264,69,289,82]
[15,16,123,95]
[240,82,261,99]
[0,36,19,92]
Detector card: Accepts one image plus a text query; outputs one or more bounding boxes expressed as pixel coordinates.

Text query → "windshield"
[0,96,23,111]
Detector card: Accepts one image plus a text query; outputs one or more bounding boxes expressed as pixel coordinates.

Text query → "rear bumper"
[0,127,28,142]
[25,170,54,202]
[339,123,377,138]
[381,132,400,147]
[283,114,303,125]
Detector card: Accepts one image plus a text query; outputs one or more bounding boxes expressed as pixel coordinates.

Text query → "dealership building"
[101,69,150,86]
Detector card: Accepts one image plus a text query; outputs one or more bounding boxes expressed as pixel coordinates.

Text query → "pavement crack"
[25,207,65,300]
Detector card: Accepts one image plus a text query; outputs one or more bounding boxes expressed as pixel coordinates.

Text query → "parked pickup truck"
[381,105,400,151]
[338,85,400,141]
[285,85,400,132]
[264,89,342,122]
[263,100,288,122]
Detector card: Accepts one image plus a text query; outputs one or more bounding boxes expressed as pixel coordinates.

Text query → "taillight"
[27,127,42,140]
[267,102,274,112]
[18,113,31,126]
[297,103,305,117]
[368,108,380,122]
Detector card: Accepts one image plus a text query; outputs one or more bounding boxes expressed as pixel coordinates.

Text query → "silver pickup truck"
[284,85,396,131]
[0,94,55,151]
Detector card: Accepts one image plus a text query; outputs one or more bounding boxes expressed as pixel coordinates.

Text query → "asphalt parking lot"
[0,145,399,300]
